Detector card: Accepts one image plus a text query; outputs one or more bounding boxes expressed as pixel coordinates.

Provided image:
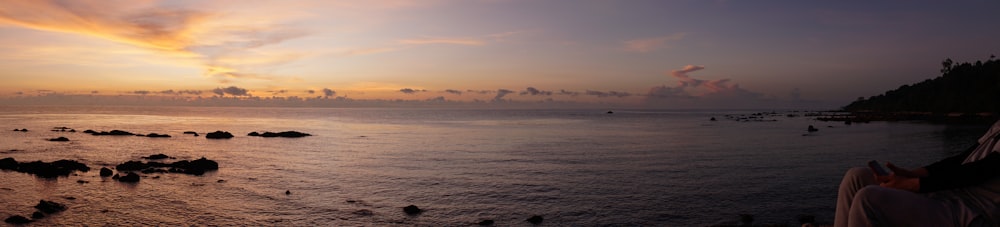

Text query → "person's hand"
[885,162,929,177]
[878,173,920,192]
[885,162,915,177]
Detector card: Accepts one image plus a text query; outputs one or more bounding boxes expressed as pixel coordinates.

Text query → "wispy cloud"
[0,0,308,84]
[623,33,686,53]
[399,88,427,94]
[398,37,486,46]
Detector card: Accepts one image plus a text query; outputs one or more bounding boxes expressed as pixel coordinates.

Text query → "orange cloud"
[398,37,486,46]
[0,0,307,84]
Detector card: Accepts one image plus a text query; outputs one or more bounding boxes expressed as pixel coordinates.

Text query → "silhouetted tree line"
[844,56,1000,113]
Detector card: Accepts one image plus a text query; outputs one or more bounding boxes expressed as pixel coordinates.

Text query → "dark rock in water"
[116,161,150,171]
[4,215,32,224]
[807,125,819,132]
[31,211,44,219]
[116,157,218,176]
[403,205,422,215]
[117,173,140,183]
[190,157,219,171]
[76,179,89,184]
[35,200,67,214]
[183,131,199,136]
[7,159,90,178]
[112,173,120,180]
[13,128,28,132]
[526,215,543,224]
[710,117,717,121]
[352,209,373,216]
[47,137,70,142]
[205,131,234,139]
[0,157,17,170]
[89,130,136,136]
[251,131,312,138]
[478,219,495,225]
[285,190,291,195]
[143,154,171,160]
[798,214,816,225]
[83,129,97,134]
[739,213,754,226]
[145,133,171,138]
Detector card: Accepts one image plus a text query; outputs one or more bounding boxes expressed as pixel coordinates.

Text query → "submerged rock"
[403,205,422,215]
[35,200,67,214]
[526,215,544,224]
[145,133,171,138]
[205,131,234,139]
[0,157,17,170]
[115,157,218,176]
[31,211,44,219]
[352,209,373,216]
[47,137,70,142]
[0,158,90,178]
[478,219,495,226]
[183,131,199,136]
[142,154,171,160]
[4,215,32,224]
[117,173,140,183]
[248,131,312,138]
[87,130,136,136]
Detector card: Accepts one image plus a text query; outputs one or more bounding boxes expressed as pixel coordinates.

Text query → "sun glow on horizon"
[1,0,999,109]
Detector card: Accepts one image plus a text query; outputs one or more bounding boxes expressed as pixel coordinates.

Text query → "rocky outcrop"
[85,130,136,136]
[205,131,234,139]
[0,157,90,178]
[142,154,171,160]
[145,133,171,138]
[247,131,312,138]
[100,167,113,177]
[34,200,67,214]
[47,137,70,142]
[117,173,140,182]
[403,205,422,215]
[526,215,544,224]
[4,215,32,224]
[116,157,219,176]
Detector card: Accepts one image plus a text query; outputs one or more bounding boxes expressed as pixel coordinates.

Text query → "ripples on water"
[0,106,988,226]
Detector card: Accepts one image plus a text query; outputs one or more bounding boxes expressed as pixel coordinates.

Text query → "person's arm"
[919,152,1000,192]
[923,143,978,174]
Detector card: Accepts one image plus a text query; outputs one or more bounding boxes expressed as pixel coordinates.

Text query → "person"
[835,119,1000,227]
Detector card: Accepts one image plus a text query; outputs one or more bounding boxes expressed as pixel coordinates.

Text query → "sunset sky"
[1,0,998,109]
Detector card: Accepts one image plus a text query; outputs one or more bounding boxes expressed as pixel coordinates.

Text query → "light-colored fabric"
[834,167,961,227]
[835,167,878,227]
[962,120,1000,164]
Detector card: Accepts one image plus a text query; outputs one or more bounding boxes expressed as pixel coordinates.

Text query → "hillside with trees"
[843,57,1000,114]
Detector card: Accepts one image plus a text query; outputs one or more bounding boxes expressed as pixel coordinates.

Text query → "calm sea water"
[0,106,988,226]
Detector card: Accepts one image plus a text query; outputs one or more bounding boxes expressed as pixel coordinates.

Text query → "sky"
[1,0,998,109]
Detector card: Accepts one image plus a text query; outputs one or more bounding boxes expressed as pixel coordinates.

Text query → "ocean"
[0,106,988,226]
